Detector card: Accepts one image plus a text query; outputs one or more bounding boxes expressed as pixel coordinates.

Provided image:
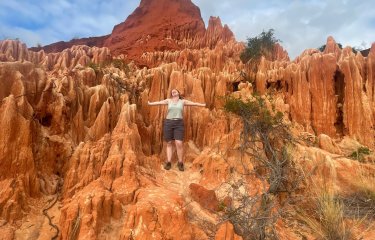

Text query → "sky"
[0,0,374,59]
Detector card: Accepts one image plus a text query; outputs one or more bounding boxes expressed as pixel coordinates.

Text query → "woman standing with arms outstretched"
[148,89,206,171]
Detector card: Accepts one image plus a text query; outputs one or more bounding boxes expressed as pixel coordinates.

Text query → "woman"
[148,89,206,171]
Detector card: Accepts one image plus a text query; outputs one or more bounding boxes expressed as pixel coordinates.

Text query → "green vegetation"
[224,96,284,135]
[87,59,130,75]
[111,59,130,76]
[318,43,363,54]
[240,29,280,64]
[87,61,101,74]
[318,43,343,52]
[349,146,371,162]
[222,95,302,239]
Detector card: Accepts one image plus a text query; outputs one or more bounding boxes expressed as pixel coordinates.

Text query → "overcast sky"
[0,0,374,59]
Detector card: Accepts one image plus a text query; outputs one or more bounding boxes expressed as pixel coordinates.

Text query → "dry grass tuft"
[69,210,81,240]
[298,190,352,240]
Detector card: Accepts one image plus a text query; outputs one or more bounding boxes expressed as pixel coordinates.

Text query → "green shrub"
[222,95,302,240]
[224,95,284,137]
[349,146,371,162]
[240,29,280,64]
[87,61,100,73]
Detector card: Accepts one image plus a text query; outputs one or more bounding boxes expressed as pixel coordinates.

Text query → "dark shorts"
[163,119,184,141]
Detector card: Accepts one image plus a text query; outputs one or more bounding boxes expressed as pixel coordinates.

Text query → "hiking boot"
[177,162,184,171]
[164,162,171,170]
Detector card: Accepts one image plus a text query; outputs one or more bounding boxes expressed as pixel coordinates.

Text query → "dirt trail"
[155,161,218,232]
[14,196,61,240]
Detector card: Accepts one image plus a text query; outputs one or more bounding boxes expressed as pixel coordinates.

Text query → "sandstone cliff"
[253,36,375,146]
[2,34,375,239]
[32,0,235,67]
[1,0,375,239]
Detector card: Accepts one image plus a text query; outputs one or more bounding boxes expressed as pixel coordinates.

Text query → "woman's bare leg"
[166,141,173,162]
[175,140,184,162]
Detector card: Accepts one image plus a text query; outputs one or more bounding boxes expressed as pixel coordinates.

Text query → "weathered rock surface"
[1,1,374,238]
[253,36,375,147]
[33,0,235,67]
[29,35,109,53]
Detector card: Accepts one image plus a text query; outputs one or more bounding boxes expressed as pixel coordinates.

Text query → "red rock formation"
[1,1,375,238]
[0,40,45,63]
[324,36,342,60]
[215,222,243,240]
[368,43,375,119]
[251,36,374,146]
[0,40,112,71]
[33,0,237,67]
[189,183,219,211]
[29,35,109,53]
[339,46,374,145]
[273,43,290,61]
[104,0,205,59]
[203,16,235,49]
[1,35,375,239]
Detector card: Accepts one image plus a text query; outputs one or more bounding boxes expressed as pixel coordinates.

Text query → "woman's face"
[171,89,180,97]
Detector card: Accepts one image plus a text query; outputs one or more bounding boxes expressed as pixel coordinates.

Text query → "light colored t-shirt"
[166,99,184,119]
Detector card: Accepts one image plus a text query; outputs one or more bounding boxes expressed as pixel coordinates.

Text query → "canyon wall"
[0,0,374,238]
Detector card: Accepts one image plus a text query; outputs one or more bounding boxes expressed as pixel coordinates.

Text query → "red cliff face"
[104,0,206,59]
[34,0,236,67]
[253,36,375,146]
[203,16,235,49]
[1,34,375,239]
[29,35,109,53]
[2,1,375,239]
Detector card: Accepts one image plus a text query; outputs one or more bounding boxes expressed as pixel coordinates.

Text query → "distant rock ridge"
[29,35,109,53]
[31,0,236,67]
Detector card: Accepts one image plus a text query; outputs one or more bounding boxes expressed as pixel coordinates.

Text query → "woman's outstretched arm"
[148,99,169,106]
[183,99,206,107]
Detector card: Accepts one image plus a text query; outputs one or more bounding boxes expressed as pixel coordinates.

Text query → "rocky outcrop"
[1,40,112,72]
[104,0,205,59]
[29,35,109,53]
[1,35,375,239]
[1,0,375,237]
[203,16,235,49]
[33,0,236,67]
[0,40,45,64]
[0,40,238,238]
[251,36,375,147]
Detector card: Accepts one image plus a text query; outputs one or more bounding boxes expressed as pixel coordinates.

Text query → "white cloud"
[0,0,139,46]
[193,0,375,59]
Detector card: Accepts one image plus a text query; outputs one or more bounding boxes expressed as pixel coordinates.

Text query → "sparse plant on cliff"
[240,29,280,64]
[348,146,371,162]
[299,191,352,240]
[69,210,81,240]
[340,167,375,221]
[318,43,361,54]
[87,61,101,74]
[110,58,131,76]
[222,95,304,239]
[355,173,375,203]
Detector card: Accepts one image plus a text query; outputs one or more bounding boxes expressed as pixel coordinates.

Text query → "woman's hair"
[170,89,183,99]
